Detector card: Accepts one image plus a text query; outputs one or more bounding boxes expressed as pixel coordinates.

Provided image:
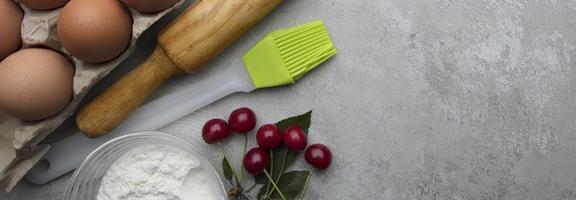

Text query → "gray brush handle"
[25,63,254,184]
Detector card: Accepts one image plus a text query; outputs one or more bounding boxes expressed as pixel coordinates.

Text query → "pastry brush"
[112,20,336,134]
[26,21,336,184]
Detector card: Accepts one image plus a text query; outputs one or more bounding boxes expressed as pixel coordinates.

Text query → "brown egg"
[0,0,23,60]
[120,0,178,13]
[58,0,132,62]
[21,0,69,10]
[0,48,74,121]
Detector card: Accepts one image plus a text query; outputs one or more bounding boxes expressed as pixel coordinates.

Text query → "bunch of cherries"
[202,107,332,175]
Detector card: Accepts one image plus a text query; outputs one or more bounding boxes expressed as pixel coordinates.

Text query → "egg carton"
[0,0,186,191]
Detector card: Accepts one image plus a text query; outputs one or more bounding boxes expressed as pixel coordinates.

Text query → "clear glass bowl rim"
[64,131,228,200]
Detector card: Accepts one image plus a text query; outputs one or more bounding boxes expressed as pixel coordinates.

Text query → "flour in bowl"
[97,145,221,200]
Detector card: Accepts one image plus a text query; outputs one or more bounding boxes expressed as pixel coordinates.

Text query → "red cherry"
[283,126,307,151]
[228,107,257,133]
[202,118,230,144]
[305,144,332,170]
[256,124,282,149]
[243,148,270,175]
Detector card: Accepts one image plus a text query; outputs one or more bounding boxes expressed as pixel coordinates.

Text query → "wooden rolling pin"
[77,0,283,138]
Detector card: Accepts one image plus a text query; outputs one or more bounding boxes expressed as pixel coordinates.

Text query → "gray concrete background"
[3,0,576,199]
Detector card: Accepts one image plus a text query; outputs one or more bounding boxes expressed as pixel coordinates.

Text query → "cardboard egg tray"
[0,0,185,191]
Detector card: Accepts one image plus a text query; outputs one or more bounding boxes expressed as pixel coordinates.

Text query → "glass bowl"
[64,131,228,200]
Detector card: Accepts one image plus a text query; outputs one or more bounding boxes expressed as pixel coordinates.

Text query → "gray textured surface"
[3,0,576,199]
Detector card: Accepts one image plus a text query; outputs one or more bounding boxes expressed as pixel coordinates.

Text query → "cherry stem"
[263,149,274,198]
[266,149,287,197]
[240,134,248,182]
[264,170,286,200]
[264,179,271,199]
[300,169,314,199]
[245,182,257,193]
[219,144,241,187]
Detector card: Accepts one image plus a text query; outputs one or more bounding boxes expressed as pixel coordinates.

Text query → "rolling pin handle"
[77,46,182,138]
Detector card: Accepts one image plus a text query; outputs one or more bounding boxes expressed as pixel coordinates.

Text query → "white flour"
[97,145,220,200]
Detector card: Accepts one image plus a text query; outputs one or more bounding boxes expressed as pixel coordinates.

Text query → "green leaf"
[257,184,269,200]
[275,110,312,134]
[282,150,299,172]
[269,110,312,180]
[269,148,298,181]
[256,111,313,199]
[269,171,311,199]
[222,157,233,183]
[255,173,267,184]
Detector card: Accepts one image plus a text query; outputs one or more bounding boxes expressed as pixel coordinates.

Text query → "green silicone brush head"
[243,21,337,89]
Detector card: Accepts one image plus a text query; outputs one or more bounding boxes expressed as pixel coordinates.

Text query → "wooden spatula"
[76,0,283,138]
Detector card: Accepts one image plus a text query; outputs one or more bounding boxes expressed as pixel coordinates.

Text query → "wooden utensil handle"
[77,0,283,137]
[77,47,182,138]
[159,0,284,72]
